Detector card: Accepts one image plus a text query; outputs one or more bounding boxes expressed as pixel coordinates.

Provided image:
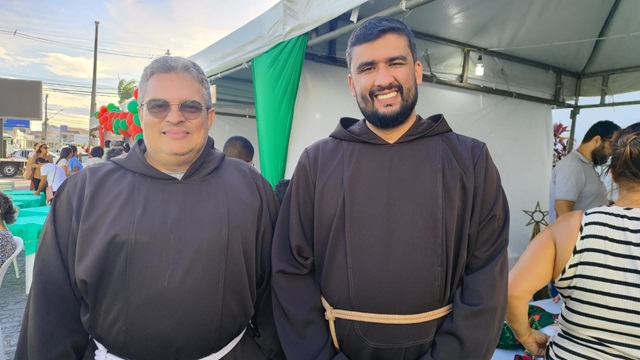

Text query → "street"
[0,178,31,191]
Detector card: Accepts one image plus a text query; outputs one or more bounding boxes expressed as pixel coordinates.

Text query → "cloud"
[0,47,12,61]
[41,52,115,79]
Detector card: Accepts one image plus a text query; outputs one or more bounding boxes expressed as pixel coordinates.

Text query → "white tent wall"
[208,114,261,171]
[286,60,553,268]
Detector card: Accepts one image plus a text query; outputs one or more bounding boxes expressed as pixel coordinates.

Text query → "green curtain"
[252,34,308,186]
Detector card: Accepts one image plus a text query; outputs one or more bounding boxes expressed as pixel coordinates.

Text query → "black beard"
[357,82,418,129]
[591,145,609,166]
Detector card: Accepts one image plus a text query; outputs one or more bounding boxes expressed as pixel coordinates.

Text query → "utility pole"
[89,20,100,147]
[43,93,48,141]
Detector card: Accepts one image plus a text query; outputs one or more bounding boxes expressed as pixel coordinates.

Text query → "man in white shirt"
[33,157,67,196]
[83,146,106,168]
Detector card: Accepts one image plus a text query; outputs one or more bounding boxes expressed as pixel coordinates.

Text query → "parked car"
[8,149,59,163]
[9,149,32,160]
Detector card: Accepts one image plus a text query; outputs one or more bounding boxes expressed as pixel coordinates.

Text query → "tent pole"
[567,78,582,153]
[307,0,437,47]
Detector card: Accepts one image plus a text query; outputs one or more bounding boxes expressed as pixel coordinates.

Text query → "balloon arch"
[95,88,143,145]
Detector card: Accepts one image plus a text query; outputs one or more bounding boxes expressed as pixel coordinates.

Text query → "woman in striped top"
[507,122,640,359]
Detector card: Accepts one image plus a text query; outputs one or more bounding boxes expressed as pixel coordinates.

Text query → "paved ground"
[1,178,33,359]
[1,254,27,359]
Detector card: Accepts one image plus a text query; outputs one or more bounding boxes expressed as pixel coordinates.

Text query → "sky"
[0,0,280,131]
[552,91,640,146]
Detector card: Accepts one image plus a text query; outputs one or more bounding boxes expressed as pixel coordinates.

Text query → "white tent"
[190,0,640,266]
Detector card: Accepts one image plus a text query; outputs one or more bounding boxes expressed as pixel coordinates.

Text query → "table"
[491,299,562,360]
[5,190,46,209]
[7,212,48,294]
[18,205,51,217]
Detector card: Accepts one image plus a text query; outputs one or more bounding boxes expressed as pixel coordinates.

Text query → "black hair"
[581,120,621,144]
[346,16,418,70]
[90,146,104,158]
[57,147,73,164]
[0,191,17,225]
[223,136,255,163]
[274,179,290,205]
[35,157,48,165]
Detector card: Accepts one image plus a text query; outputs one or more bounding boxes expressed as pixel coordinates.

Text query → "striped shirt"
[551,206,640,359]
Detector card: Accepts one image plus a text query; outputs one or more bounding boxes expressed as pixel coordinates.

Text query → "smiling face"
[348,33,423,130]
[139,72,215,172]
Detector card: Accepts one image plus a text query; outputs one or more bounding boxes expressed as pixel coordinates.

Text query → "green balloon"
[93,111,99,119]
[134,132,144,141]
[113,120,121,135]
[120,120,129,131]
[133,114,141,126]
[127,100,139,114]
[107,103,119,112]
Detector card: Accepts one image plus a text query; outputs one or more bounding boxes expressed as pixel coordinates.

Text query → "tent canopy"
[191,0,640,115]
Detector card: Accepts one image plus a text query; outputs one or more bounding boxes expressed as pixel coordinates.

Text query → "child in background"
[0,191,17,266]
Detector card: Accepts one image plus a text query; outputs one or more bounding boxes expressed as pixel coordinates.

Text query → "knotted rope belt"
[321,296,453,350]
[93,328,246,360]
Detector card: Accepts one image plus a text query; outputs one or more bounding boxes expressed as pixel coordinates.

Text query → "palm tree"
[117,79,137,104]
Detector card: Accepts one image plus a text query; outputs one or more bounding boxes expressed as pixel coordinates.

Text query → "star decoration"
[523,201,549,227]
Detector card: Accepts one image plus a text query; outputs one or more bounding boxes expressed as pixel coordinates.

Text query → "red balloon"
[99,105,108,114]
[126,113,134,125]
[129,123,143,133]
[133,88,139,100]
[108,112,115,120]
[120,129,131,138]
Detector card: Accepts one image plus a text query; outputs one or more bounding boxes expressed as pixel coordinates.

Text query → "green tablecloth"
[5,190,47,209]
[8,214,48,255]
[4,190,39,196]
[18,205,51,217]
[10,194,46,209]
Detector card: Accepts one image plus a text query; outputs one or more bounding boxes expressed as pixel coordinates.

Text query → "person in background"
[223,135,255,166]
[508,122,640,359]
[24,142,40,190]
[274,179,290,205]
[549,120,621,222]
[105,147,125,160]
[17,55,283,359]
[68,145,83,173]
[272,16,509,359]
[123,142,131,153]
[25,143,40,190]
[30,144,53,192]
[83,146,105,168]
[56,147,74,177]
[33,157,67,201]
[0,191,17,267]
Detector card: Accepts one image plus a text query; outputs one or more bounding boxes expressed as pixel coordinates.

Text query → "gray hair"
[138,56,212,107]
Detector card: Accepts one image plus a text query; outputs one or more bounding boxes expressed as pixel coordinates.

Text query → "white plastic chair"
[0,236,23,360]
[0,236,22,290]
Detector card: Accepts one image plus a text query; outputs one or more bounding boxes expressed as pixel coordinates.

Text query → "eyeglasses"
[42,147,49,150]
[140,98,210,120]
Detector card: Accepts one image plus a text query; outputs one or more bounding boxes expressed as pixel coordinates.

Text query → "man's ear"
[592,135,603,146]
[348,74,356,97]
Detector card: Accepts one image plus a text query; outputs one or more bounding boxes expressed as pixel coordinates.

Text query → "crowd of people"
[3,15,639,360]
[21,141,129,203]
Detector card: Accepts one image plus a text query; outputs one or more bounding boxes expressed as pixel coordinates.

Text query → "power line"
[0,26,167,52]
[0,28,164,59]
